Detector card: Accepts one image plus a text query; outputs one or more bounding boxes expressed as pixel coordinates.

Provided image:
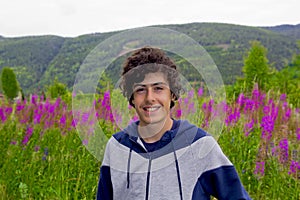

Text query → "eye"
[154,86,164,91]
[134,87,146,94]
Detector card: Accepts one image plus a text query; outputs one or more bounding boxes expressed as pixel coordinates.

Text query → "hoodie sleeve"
[192,136,251,200]
[96,140,113,200]
[198,166,251,199]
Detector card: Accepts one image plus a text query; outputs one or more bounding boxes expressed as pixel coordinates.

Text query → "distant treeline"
[0,23,300,95]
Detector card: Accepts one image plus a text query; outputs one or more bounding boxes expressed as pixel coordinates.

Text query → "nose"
[145,88,155,102]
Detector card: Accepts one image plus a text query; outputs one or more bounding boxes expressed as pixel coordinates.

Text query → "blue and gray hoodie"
[97,120,251,200]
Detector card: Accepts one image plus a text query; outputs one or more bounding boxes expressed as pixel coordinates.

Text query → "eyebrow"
[133,82,168,88]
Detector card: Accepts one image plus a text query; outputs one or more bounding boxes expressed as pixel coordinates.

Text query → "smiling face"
[132,72,173,127]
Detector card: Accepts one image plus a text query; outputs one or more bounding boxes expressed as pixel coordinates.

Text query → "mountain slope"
[0,23,299,94]
[262,24,300,39]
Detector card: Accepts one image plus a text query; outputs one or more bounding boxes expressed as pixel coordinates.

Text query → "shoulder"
[193,127,209,142]
[179,120,209,143]
[111,131,135,146]
[110,130,143,153]
[112,130,128,141]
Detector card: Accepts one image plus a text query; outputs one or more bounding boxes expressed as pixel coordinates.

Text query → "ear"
[170,93,177,108]
[129,96,135,108]
[171,93,177,101]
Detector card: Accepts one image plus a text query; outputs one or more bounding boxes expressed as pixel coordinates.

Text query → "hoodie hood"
[121,119,199,157]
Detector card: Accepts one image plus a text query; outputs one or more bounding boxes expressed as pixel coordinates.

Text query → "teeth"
[145,107,158,112]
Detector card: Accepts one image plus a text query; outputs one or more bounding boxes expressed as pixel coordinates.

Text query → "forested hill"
[263,24,300,39]
[0,23,299,94]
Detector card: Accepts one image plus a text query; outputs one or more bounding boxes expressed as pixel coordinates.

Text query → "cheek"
[160,96,172,105]
[132,95,143,105]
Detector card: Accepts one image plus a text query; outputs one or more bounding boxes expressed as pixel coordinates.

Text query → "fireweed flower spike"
[197,87,203,97]
[22,127,34,146]
[288,160,300,176]
[0,108,7,122]
[297,128,300,141]
[254,161,265,176]
[278,138,289,163]
[244,119,254,137]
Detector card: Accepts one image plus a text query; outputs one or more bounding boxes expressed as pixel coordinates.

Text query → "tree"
[46,77,68,99]
[242,41,270,92]
[1,67,20,100]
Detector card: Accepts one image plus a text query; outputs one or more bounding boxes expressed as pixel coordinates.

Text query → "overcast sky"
[1,0,299,37]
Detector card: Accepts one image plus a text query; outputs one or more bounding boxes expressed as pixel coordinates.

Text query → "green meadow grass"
[0,90,299,199]
[0,122,100,200]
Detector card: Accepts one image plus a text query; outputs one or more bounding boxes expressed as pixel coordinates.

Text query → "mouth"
[143,106,160,112]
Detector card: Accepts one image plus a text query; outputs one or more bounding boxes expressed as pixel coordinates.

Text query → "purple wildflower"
[252,87,260,100]
[263,106,270,115]
[5,107,13,115]
[60,114,66,127]
[31,94,38,105]
[197,87,203,97]
[261,102,278,140]
[188,90,194,98]
[244,120,254,136]
[202,102,207,110]
[261,115,275,140]
[33,113,42,124]
[244,99,254,112]
[297,128,300,141]
[207,99,214,113]
[82,139,88,146]
[184,97,189,105]
[0,108,6,122]
[237,93,245,106]
[81,112,90,123]
[176,109,182,118]
[109,112,114,123]
[288,160,300,175]
[16,103,25,112]
[254,161,265,176]
[106,104,111,112]
[72,119,78,127]
[55,97,61,108]
[225,108,241,126]
[282,107,292,122]
[280,93,287,101]
[102,91,110,107]
[22,127,34,145]
[278,138,289,163]
[49,104,55,113]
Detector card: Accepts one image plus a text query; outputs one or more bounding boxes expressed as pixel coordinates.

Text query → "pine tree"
[242,41,270,92]
[1,67,20,100]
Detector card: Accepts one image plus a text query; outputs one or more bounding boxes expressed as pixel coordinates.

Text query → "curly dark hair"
[120,46,182,108]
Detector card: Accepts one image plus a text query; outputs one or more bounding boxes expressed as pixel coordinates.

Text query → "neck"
[138,118,173,143]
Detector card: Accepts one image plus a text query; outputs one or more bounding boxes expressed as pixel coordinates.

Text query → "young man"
[97,47,251,199]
